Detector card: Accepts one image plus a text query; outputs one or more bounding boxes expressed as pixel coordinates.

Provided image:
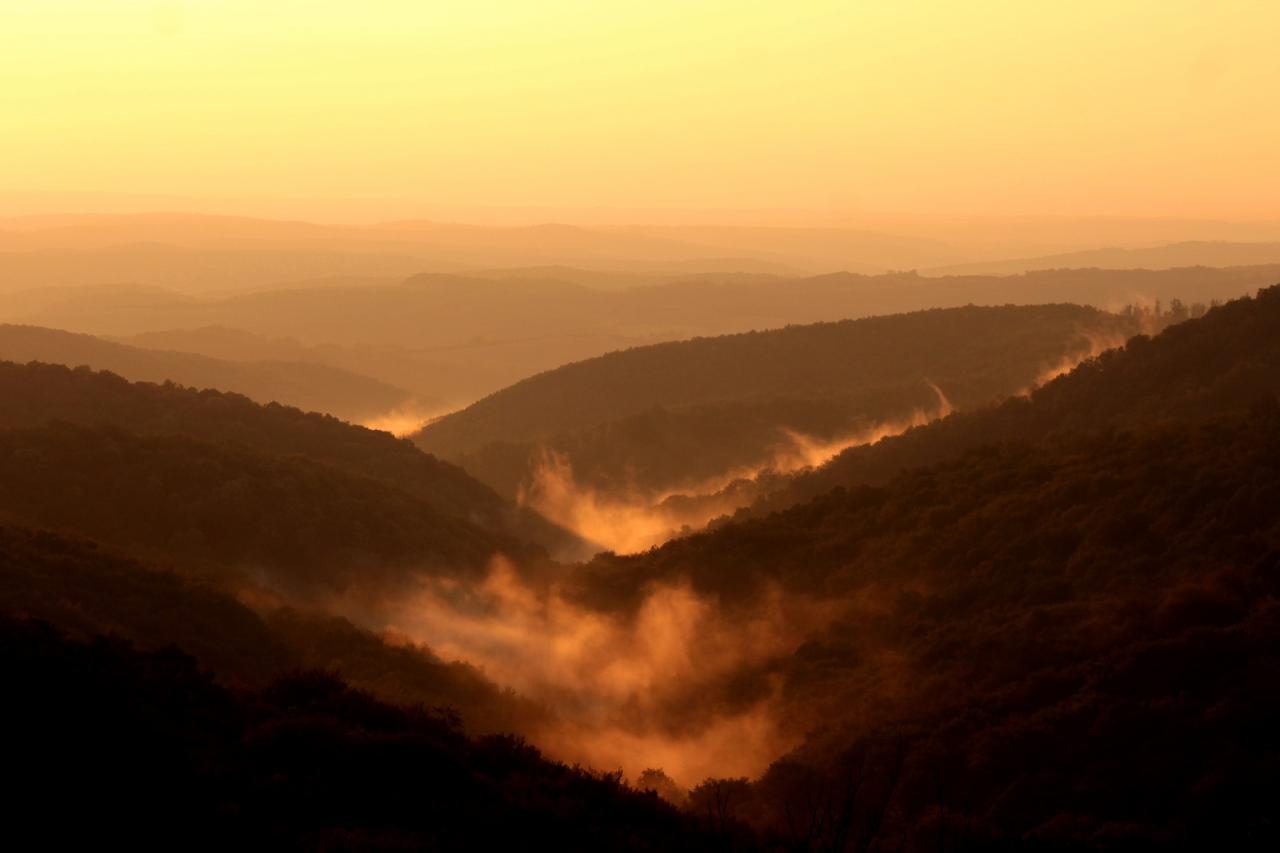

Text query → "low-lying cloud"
[379,556,831,786]
[360,401,454,437]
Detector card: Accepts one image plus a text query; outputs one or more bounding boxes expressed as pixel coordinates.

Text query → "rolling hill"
[745,283,1280,516]
[619,413,1278,848]
[3,613,718,850]
[2,282,1276,848]
[414,303,1144,505]
[0,523,543,734]
[0,360,578,555]
[926,240,1280,276]
[0,323,411,422]
[0,422,527,593]
[550,291,1280,847]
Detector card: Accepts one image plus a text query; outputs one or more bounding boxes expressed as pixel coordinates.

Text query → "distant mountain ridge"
[5,264,1275,409]
[6,212,1280,288]
[0,323,411,422]
[926,240,1280,276]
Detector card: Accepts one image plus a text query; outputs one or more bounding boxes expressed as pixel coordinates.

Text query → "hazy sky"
[3,1,1277,223]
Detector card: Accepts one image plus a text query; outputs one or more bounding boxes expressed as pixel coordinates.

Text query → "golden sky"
[2,1,1277,223]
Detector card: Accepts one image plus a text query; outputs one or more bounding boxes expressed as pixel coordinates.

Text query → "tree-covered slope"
[0,423,527,592]
[0,360,576,552]
[747,284,1280,515]
[417,303,1150,510]
[3,615,720,851]
[418,303,1136,456]
[0,523,542,735]
[571,408,1280,849]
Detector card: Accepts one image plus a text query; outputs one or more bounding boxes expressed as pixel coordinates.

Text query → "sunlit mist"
[380,556,829,785]
[360,402,453,438]
[519,382,954,554]
[1020,332,1134,395]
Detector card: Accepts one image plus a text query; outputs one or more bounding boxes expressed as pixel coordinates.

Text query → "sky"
[2,1,1278,224]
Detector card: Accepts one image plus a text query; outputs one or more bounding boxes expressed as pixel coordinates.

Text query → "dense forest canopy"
[0,360,576,553]
[0,524,544,734]
[563,402,1280,849]
[418,303,1146,455]
[416,303,1149,511]
[0,422,522,592]
[743,284,1280,516]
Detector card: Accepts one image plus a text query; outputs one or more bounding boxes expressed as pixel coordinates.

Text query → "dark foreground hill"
[3,616,720,851]
[7,402,1275,848]
[570,407,1280,849]
[0,523,542,735]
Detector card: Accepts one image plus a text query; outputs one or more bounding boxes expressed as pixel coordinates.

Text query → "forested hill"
[0,423,532,593]
[567,404,1280,848]
[0,323,410,422]
[746,284,1280,515]
[0,360,576,552]
[0,515,716,849]
[0,523,545,735]
[3,614,717,850]
[416,302,1138,461]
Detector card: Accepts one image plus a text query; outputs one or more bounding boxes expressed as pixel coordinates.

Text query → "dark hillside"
[2,616,723,851]
[750,284,1280,514]
[418,303,1136,457]
[572,408,1280,849]
[0,423,522,592]
[0,524,543,735]
[420,303,1149,507]
[0,360,575,552]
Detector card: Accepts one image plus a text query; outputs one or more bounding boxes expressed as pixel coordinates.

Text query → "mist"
[359,402,453,438]
[369,556,830,787]
[518,382,954,555]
